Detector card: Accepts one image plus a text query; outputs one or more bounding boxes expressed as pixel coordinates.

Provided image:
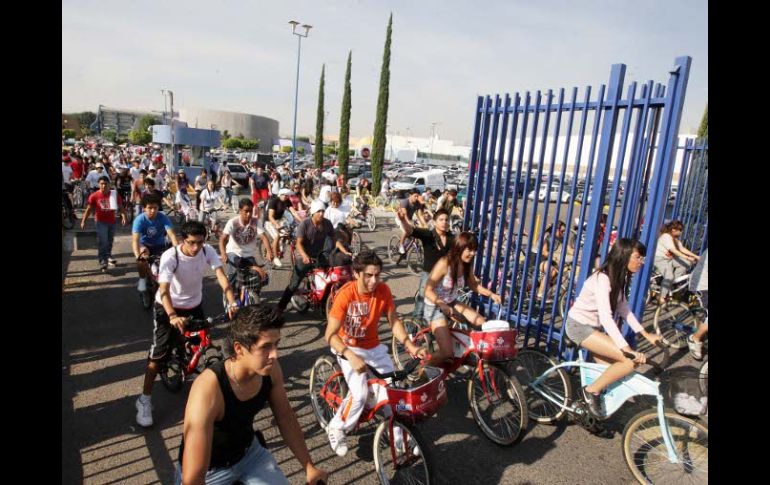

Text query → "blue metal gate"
[463,56,698,357]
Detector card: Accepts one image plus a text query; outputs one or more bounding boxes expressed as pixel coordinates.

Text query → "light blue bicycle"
[510,342,708,484]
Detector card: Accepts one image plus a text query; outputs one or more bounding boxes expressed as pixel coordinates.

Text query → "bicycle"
[309,355,446,484]
[224,259,271,310]
[62,192,75,230]
[349,197,377,231]
[202,206,226,243]
[159,313,229,393]
[510,341,708,484]
[138,253,163,310]
[387,235,424,276]
[392,311,529,446]
[287,259,354,318]
[71,180,86,208]
[651,272,706,349]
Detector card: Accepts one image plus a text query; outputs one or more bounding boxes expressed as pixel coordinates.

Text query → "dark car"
[226,163,251,187]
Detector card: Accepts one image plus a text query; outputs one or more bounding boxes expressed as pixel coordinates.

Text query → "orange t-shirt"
[331,280,394,349]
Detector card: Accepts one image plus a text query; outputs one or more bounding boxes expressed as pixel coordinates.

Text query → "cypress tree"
[371,13,393,195]
[697,104,708,141]
[338,51,352,178]
[314,64,325,169]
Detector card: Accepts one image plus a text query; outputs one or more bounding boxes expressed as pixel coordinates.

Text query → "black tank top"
[178,360,273,469]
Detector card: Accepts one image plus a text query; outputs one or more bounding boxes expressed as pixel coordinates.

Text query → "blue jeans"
[413,271,430,319]
[174,437,288,485]
[95,221,116,265]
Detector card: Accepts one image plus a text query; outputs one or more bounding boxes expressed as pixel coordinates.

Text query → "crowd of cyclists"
[63,140,707,484]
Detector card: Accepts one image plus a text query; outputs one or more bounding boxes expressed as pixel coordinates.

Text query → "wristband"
[168,313,178,318]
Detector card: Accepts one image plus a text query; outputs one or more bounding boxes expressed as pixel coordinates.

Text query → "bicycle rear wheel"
[468,361,528,446]
[508,349,572,424]
[406,246,424,275]
[308,356,347,430]
[373,419,435,485]
[367,211,377,231]
[653,301,699,349]
[622,409,708,485]
[351,231,362,256]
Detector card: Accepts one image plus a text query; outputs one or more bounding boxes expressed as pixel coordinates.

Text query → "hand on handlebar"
[406,341,427,361]
[302,254,312,265]
[170,315,188,333]
[490,293,502,305]
[348,351,368,374]
[622,347,646,365]
[642,331,663,348]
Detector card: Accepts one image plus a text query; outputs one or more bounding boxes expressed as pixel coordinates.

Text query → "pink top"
[567,272,644,348]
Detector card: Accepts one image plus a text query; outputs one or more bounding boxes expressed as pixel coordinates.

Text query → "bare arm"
[131,232,142,259]
[335,240,352,256]
[424,259,447,306]
[214,266,237,316]
[166,228,179,247]
[268,362,328,484]
[397,209,414,237]
[296,236,311,263]
[218,233,229,265]
[180,370,221,485]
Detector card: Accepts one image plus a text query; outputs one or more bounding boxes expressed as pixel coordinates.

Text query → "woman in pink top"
[565,238,661,416]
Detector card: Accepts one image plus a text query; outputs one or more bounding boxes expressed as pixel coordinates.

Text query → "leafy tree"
[315,64,325,169]
[697,104,708,141]
[62,129,76,139]
[102,129,117,142]
[222,138,243,150]
[280,146,293,153]
[297,147,306,155]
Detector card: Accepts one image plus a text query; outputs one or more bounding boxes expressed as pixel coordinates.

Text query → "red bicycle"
[309,356,446,484]
[159,314,229,393]
[392,312,529,446]
[287,261,354,318]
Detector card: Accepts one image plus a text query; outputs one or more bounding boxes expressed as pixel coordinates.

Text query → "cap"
[178,168,185,173]
[278,188,294,197]
[310,200,326,214]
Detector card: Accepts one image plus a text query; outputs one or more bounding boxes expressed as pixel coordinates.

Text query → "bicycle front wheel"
[308,356,347,430]
[653,301,699,349]
[72,186,84,208]
[622,408,708,485]
[406,246,423,275]
[391,317,429,370]
[388,235,402,265]
[373,419,436,485]
[159,348,184,393]
[367,211,377,231]
[351,231,362,256]
[468,361,528,446]
[508,349,572,424]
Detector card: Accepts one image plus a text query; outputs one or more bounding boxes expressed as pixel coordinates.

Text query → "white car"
[528,184,571,203]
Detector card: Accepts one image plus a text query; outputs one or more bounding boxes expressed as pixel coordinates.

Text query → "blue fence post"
[629,57,693,339]
[463,96,484,231]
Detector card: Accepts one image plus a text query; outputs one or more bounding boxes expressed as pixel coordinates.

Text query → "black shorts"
[149,304,204,362]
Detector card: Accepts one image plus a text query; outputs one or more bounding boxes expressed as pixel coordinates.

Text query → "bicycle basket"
[470,327,519,362]
[659,367,708,416]
[387,367,447,422]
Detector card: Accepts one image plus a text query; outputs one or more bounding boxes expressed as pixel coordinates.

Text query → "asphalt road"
[62,205,703,485]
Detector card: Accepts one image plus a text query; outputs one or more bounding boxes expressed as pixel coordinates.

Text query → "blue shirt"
[132,212,173,247]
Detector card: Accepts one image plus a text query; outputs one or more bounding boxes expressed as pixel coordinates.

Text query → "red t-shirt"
[88,190,123,224]
[331,281,394,349]
[70,161,85,180]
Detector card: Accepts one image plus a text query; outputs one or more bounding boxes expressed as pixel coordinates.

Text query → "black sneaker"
[100,263,108,273]
[582,386,603,417]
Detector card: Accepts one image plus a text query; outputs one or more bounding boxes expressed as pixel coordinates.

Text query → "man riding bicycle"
[132,193,178,295]
[218,198,274,294]
[135,221,238,428]
[395,188,428,254]
[323,250,426,456]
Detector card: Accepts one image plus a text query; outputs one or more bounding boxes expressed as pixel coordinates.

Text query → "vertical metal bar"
[463,97,484,231]
[577,63,626,294]
[476,95,503,287]
[671,139,694,220]
[470,96,493,231]
[630,57,692,336]
[618,82,652,237]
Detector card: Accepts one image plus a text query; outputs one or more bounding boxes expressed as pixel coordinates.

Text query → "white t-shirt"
[319,185,333,204]
[223,216,265,258]
[85,170,102,188]
[156,244,222,309]
[655,233,675,260]
[324,206,348,229]
[199,188,220,212]
[322,171,337,183]
[62,164,73,183]
[130,166,142,181]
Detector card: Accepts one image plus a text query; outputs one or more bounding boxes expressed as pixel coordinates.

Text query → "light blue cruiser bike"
[510,341,707,484]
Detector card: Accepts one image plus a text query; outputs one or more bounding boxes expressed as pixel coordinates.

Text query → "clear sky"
[62,0,708,144]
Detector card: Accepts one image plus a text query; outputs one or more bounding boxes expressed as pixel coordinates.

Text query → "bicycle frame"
[530,358,680,463]
[181,328,214,376]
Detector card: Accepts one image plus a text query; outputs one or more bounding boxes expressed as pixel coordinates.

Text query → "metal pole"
[169,90,175,170]
[291,35,302,170]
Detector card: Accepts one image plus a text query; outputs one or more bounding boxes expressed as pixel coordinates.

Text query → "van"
[391,169,447,195]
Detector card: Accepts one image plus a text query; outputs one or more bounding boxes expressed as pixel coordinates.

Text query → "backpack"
[172,245,208,273]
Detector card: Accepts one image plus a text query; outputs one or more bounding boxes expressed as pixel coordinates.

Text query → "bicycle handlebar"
[185,313,230,331]
[621,341,671,376]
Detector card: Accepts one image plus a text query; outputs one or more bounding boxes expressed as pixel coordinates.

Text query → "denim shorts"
[175,437,288,485]
[564,317,596,345]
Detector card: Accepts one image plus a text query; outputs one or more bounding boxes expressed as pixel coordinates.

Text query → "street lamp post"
[289,20,312,170]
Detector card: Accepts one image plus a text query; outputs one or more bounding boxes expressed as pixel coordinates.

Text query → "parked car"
[348,171,373,188]
[527,183,571,203]
[226,163,251,187]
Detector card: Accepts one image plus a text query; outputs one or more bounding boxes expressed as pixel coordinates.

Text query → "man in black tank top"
[176,306,328,485]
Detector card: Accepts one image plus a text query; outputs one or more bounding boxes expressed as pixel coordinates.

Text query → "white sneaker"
[398,244,406,254]
[273,257,283,268]
[137,278,147,292]
[135,395,153,427]
[327,427,348,457]
[687,335,703,361]
[394,432,420,457]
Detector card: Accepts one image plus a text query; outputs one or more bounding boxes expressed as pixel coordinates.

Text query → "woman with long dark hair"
[565,238,662,417]
[423,232,502,366]
[653,220,700,304]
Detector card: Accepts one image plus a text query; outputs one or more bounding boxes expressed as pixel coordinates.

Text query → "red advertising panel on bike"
[470,329,519,362]
[387,367,447,422]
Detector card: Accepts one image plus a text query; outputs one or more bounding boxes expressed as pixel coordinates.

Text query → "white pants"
[328,344,395,434]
